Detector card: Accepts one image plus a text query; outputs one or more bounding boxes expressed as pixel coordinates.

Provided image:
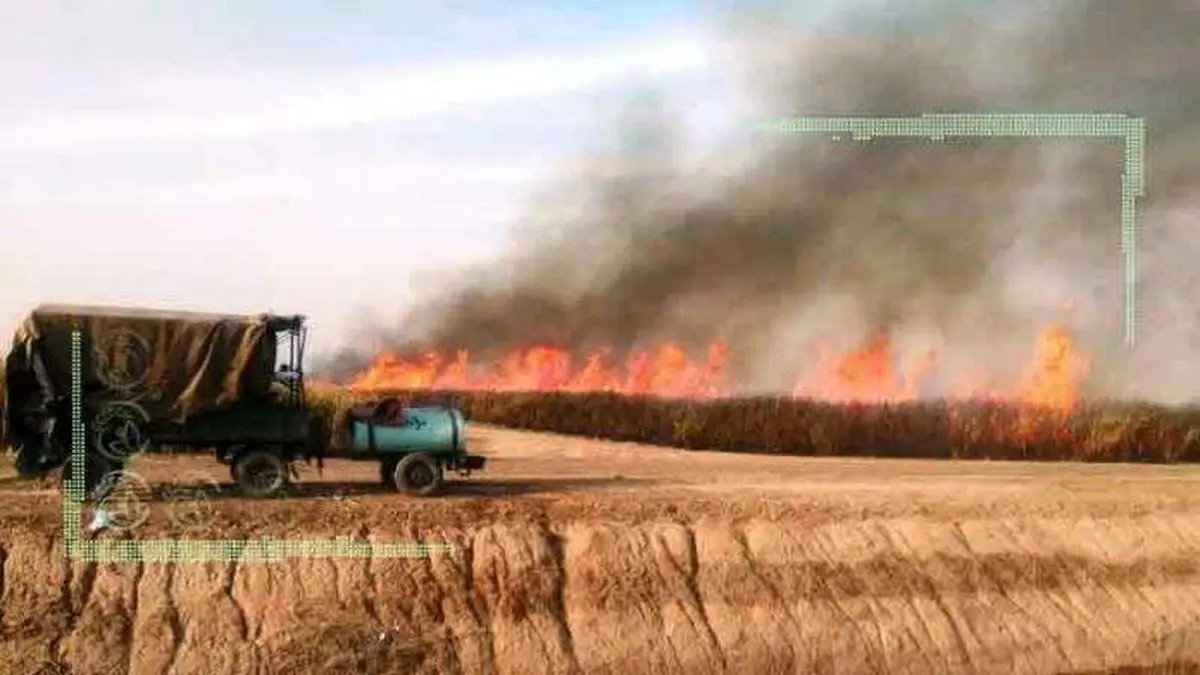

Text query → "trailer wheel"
[392,453,443,496]
[380,458,398,489]
[232,448,288,498]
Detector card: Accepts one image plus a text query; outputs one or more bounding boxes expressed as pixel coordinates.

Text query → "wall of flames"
[347,323,1092,411]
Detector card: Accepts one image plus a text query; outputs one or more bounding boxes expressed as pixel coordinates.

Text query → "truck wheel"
[380,458,398,489]
[392,453,443,496]
[232,449,288,498]
[225,445,247,480]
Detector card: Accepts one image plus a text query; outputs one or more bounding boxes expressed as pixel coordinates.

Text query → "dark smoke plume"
[339,0,1199,400]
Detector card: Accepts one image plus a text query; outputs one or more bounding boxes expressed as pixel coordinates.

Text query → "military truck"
[3,304,485,498]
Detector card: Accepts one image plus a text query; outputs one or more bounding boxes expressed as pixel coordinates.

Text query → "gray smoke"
[336,0,1199,401]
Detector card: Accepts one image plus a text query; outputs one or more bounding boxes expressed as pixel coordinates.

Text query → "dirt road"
[2,425,1200,674]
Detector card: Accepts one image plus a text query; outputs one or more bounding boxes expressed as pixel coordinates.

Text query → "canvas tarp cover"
[5,305,277,425]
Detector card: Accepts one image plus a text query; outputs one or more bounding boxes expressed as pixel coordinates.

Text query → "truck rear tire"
[232,448,288,498]
[392,453,443,496]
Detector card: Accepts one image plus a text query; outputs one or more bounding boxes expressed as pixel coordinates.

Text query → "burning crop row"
[347,323,1093,411]
[323,323,1200,464]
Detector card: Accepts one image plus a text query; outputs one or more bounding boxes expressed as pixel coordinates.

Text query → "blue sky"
[0,0,987,355]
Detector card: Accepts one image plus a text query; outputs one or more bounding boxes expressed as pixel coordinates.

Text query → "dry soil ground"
[2,424,1200,674]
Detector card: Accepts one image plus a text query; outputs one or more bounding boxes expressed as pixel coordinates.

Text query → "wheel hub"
[406,463,433,486]
[249,461,281,486]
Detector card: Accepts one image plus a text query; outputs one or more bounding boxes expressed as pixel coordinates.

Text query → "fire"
[791,333,937,403]
[348,341,729,398]
[1019,324,1092,410]
[348,323,1093,411]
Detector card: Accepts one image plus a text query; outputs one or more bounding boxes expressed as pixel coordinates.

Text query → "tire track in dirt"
[1,513,1198,674]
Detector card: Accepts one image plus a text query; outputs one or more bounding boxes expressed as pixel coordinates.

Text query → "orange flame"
[787,335,944,404]
[349,341,730,398]
[1019,324,1092,410]
[348,323,1093,411]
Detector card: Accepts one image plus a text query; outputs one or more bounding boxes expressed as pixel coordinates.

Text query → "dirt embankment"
[2,427,1200,674]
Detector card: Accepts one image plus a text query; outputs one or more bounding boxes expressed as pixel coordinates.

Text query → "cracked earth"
[2,424,1200,674]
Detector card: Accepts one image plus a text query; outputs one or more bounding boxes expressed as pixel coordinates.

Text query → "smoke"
[340,0,1199,401]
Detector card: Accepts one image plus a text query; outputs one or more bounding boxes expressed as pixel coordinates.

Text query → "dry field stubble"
[1,424,1200,673]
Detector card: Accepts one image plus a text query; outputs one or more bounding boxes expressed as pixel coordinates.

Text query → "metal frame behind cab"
[270,314,308,408]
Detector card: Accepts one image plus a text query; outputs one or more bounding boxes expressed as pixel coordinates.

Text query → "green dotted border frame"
[767,114,1144,346]
[64,329,456,563]
[61,114,1144,563]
